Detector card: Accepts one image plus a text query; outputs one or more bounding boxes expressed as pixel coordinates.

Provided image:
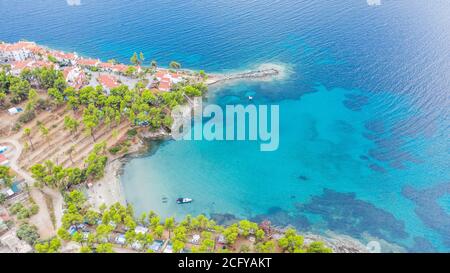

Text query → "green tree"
[39,125,50,143]
[0,166,13,187]
[172,240,185,253]
[0,193,6,205]
[23,128,34,150]
[256,240,276,253]
[82,104,101,141]
[47,55,58,63]
[80,246,93,253]
[223,224,240,245]
[164,217,175,238]
[173,226,187,242]
[26,88,39,112]
[154,225,164,238]
[184,85,202,97]
[57,227,71,241]
[64,116,79,135]
[149,214,160,229]
[48,87,64,105]
[65,190,87,209]
[278,228,305,253]
[35,238,62,253]
[85,209,101,225]
[169,61,181,70]
[125,66,137,77]
[306,241,332,253]
[255,228,265,241]
[16,223,40,245]
[198,231,215,252]
[150,60,157,70]
[84,144,108,180]
[139,52,145,64]
[238,220,258,237]
[0,91,6,107]
[72,231,84,243]
[130,52,139,66]
[9,78,31,103]
[96,243,114,253]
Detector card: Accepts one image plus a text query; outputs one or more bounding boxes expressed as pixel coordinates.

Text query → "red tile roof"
[99,62,114,69]
[11,60,32,70]
[52,51,76,60]
[113,64,128,73]
[158,80,172,91]
[1,41,36,52]
[0,154,8,164]
[33,60,53,69]
[77,58,99,67]
[98,74,119,89]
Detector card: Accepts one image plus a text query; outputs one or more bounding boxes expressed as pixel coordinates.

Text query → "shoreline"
[87,137,373,253]
[84,63,373,253]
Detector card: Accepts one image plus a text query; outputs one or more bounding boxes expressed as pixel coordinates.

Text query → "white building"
[63,66,87,89]
[0,41,37,61]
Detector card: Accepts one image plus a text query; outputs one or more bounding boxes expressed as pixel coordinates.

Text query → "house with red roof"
[97,74,120,94]
[113,64,129,74]
[51,51,78,65]
[99,62,114,71]
[154,70,183,91]
[99,63,130,75]
[77,58,100,68]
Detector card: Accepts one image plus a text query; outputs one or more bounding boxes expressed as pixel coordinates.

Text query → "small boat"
[248,96,253,101]
[177,197,193,204]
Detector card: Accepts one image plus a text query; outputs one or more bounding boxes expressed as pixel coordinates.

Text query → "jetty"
[206,67,280,86]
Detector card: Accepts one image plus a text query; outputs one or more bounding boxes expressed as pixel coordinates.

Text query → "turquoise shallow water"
[1,0,449,251]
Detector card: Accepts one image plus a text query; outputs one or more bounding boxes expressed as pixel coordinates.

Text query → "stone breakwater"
[207,67,281,85]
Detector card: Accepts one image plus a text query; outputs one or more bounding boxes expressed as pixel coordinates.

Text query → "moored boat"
[177,197,193,204]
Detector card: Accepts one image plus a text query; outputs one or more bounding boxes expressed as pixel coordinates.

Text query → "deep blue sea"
[1,0,449,252]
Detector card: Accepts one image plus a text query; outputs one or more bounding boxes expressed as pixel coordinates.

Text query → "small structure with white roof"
[7,107,22,115]
[134,226,148,235]
[63,66,87,89]
[190,234,201,245]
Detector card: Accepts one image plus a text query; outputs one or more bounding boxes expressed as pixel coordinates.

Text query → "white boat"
[248,96,253,100]
[177,198,193,204]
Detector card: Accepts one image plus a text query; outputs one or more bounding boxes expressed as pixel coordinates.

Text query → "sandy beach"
[86,158,127,208]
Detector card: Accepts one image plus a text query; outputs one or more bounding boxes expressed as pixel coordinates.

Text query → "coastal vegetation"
[0,165,14,187]
[51,190,332,253]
